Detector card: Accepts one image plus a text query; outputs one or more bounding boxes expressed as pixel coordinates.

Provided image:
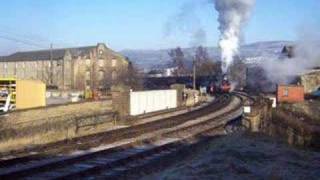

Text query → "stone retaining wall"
[0,100,114,155]
[244,96,320,148]
[243,97,272,132]
[267,109,320,148]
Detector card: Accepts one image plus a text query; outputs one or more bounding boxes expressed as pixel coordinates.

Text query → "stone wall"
[0,60,62,87]
[243,97,273,132]
[0,99,114,155]
[170,84,185,107]
[111,86,130,118]
[279,102,320,123]
[244,96,320,148]
[268,109,320,148]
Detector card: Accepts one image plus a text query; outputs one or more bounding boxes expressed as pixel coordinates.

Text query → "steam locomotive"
[221,75,231,93]
[209,75,231,94]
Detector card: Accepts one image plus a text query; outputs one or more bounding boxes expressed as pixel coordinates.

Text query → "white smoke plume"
[214,0,255,73]
[261,29,320,84]
[164,0,209,47]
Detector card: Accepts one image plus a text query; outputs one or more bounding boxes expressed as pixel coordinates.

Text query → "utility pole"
[193,58,196,90]
[50,43,53,86]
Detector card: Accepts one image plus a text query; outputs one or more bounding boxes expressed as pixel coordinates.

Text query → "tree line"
[168,46,222,77]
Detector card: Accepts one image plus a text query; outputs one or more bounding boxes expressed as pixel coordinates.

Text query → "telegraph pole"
[50,43,53,86]
[193,58,196,90]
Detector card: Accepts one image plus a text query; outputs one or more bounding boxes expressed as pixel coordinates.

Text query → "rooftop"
[0,44,99,62]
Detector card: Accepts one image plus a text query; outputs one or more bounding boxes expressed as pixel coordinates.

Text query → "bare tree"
[168,47,186,76]
[194,46,222,76]
[114,61,143,91]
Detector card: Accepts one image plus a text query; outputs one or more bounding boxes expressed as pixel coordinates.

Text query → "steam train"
[209,75,231,94]
[221,76,231,93]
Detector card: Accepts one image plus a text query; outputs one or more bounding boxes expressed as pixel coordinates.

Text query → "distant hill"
[120,41,294,70]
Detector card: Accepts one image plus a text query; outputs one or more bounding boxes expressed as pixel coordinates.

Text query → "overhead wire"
[0,27,74,50]
[0,34,47,48]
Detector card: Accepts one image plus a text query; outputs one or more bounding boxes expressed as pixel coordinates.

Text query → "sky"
[0,0,319,55]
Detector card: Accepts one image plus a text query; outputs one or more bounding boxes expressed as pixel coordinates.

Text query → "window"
[283,88,289,97]
[112,71,117,80]
[99,50,103,55]
[98,71,104,80]
[112,59,117,67]
[98,59,104,67]
[86,59,91,66]
[85,71,91,80]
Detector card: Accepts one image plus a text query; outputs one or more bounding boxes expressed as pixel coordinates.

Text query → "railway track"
[0,95,226,160]
[0,94,244,179]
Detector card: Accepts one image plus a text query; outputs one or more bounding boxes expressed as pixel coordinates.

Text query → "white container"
[130,90,177,116]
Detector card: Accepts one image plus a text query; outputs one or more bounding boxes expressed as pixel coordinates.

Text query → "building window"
[98,71,104,80]
[4,63,7,69]
[86,59,91,66]
[85,71,91,80]
[57,60,62,66]
[98,59,104,67]
[283,88,289,97]
[112,71,117,80]
[112,59,117,67]
[99,50,103,55]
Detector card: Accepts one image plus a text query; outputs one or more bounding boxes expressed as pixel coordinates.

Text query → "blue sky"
[0,0,319,55]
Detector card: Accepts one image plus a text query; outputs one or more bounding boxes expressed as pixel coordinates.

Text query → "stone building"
[0,43,129,90]
[300,69,320,94]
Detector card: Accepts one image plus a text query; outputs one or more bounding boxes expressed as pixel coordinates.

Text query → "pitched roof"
[0,45,96,62]
[281,45,295,58]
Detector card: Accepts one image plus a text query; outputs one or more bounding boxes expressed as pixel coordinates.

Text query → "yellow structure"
[0,78,46,109]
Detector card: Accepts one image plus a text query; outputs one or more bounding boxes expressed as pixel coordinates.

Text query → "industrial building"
[0,43,129,90]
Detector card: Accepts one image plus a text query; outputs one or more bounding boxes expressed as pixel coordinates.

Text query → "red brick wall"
[277,85,304,103]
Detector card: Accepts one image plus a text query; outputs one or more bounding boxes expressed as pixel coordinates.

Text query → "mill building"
[0,43,129,90]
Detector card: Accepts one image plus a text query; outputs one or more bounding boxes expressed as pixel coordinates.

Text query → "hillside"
[120,41,293,70]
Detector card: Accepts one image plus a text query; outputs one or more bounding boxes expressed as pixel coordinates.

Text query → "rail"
[0,94,244,179]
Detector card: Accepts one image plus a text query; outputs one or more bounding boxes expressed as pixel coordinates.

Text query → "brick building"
[0,43,129,90]
[277,85,305,103]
